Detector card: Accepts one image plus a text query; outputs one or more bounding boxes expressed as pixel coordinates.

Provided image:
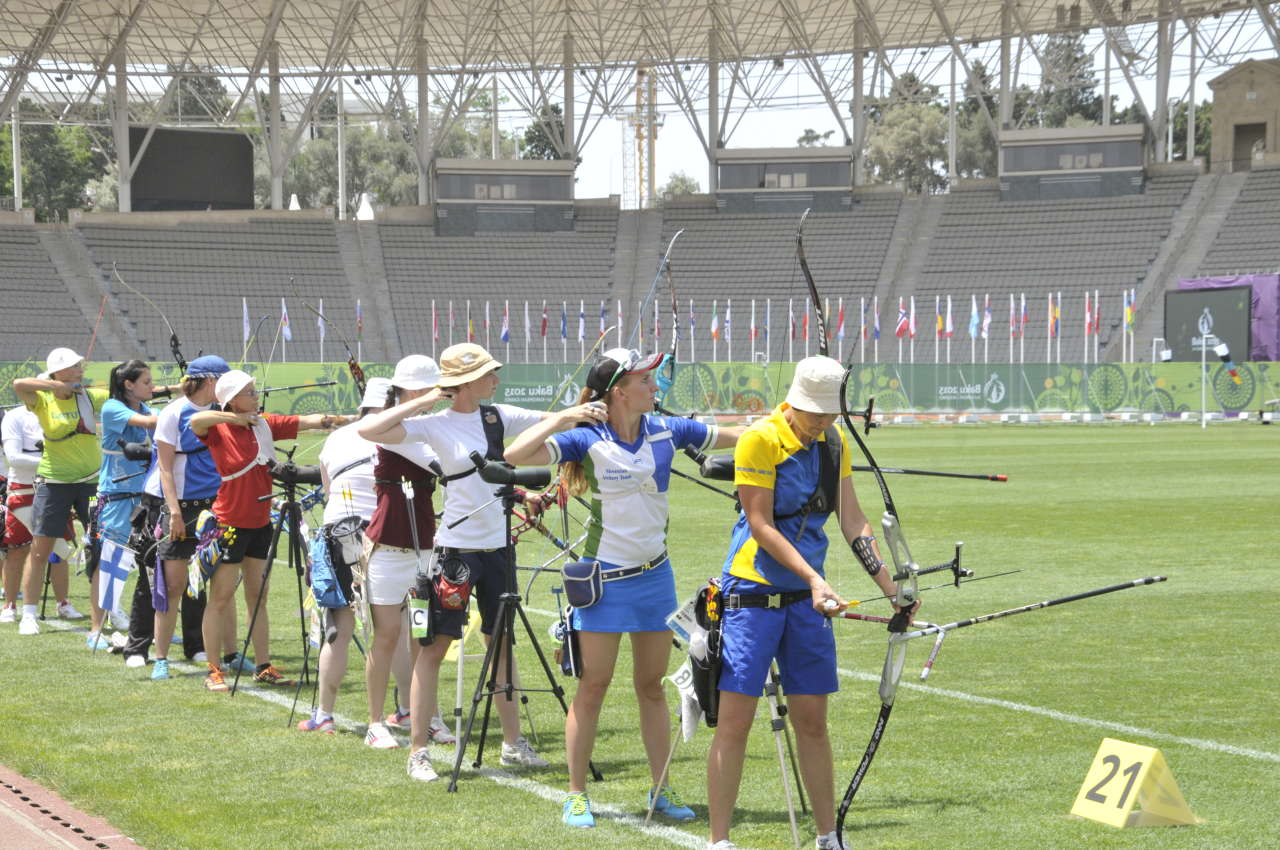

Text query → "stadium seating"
[378,205,619,354]
[1197,167,1280,275]
[0,225,94,361]
[77,218,353,363]
[912,172,1195,357]
[658,195,902,362]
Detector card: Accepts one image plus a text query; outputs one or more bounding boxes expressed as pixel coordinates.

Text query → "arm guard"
[850,535,885,577]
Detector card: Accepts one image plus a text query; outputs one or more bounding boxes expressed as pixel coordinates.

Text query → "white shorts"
[365,547,421,606]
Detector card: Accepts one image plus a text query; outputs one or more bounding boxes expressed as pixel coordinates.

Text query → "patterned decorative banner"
[2,361,1276,416]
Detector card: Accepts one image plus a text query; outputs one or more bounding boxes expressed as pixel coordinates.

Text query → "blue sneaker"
[562,792,595,828]
[151,658,170,680]
[86,631,110,650]
[220,653,254,673]
[649,784,695,822]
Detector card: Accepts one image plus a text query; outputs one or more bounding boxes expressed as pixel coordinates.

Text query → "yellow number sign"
[1071,738,1199,828]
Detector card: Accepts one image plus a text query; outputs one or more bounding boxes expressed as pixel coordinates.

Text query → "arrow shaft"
[852,465,1007,482]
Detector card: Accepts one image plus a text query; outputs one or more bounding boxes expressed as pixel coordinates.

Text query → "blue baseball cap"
[186,355,230,378]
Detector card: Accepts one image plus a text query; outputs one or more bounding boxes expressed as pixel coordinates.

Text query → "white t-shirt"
[143,396,220,500]
[318,421,379,526]
[395,404,544,548]
[546,415,715,565]
[2,406,45,485]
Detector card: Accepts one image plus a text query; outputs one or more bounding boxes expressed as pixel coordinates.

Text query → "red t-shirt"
[199,414,300,528]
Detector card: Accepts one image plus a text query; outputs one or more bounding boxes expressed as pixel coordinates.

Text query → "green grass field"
[2,422,1277,850]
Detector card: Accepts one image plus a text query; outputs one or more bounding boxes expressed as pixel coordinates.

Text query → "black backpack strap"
[774,426,841,531]
[439,406,506,486]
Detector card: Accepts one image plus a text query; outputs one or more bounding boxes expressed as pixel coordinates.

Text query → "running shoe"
[406,748,438,782]
[0,605,15,623]
[191,651,208,663]
[384,708,411,730]
[365,722,400,750]
[109,608,130,631]
[86,631,110,650]
[56,601,85,620]
[427,715,457,745]
[124,654,147,669]
[500,737,549,768]
[815,831,848,850]
[649,784,696,822]
[561,792,595,828]
[252,665,295,686]
[204,669,229,692]
[151,659,170,680]
[220,653,255,673]
[18,613,39,635]
[297,715,335,734]
[707,842,739,849]
[109,632,128,652]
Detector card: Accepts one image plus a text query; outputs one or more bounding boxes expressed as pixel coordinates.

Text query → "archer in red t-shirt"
[190,370,351,691]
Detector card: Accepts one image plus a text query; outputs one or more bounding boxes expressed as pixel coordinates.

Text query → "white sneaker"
[124,654,148,669]
[815,831,848,850]
[500,736,549,768]
[707,842,739,849]
[364,722,400,750]
[56,601,85,620]
[427,715,457,745]
[110,608,130,630]
[406,748,438,782]
[18,614,39,635]
[0,605,15,623]
[192,651,208,663]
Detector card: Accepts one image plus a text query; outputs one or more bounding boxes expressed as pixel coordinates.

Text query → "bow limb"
[292,282,367,399]
[112,263,187,373]
[796,209,829,357]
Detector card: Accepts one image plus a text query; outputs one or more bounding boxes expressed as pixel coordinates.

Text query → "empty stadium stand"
[911,171,1197,358]
[378,204,619,354]
[1197,166,1280,275]
[658,193,902,362]
[0,224,94,361]
[77,215,355,364]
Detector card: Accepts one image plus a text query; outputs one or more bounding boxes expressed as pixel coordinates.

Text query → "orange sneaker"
[205,669,229,692]
[253,665,295,687]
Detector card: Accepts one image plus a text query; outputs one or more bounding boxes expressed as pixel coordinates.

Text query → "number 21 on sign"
[1070,738,1199,828]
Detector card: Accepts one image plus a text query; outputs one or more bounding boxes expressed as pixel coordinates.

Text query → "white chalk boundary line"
[33,617,706,850]
[837,667,1280,764]
[529,604,1280,766]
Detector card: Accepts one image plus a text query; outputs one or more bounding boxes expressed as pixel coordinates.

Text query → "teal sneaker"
[562,792,595,828]
[220,653,254,673]
[649,784,695,822]
[85,631,110,650]
[151,658,170,680]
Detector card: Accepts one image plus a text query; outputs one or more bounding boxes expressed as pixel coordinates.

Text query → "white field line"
[37,618,706,850]
[837,667,1280,764]
[524,606,1280,766]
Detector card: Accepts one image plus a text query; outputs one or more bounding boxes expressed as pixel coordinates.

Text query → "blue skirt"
[571,558,677,633]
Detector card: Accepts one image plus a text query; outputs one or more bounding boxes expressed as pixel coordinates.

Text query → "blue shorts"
[97,496,140,546]
[571,558,677,633]
[718,593,838,697]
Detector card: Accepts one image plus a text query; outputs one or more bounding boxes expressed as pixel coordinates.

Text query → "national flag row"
[239,288,1141,356]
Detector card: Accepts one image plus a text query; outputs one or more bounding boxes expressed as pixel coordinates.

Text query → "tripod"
[230,469,313,696]
[447,475,601,791]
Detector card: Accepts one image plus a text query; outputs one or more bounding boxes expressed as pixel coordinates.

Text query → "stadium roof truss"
[2,0,1277,207]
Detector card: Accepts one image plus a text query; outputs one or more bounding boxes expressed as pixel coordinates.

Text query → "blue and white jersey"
[143,396,221,500]
[98,399,154,495]
[545,414,716,566]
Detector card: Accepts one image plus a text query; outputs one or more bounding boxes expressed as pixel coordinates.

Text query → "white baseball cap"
[40,347,84,379]
[360,376,393,409]
[784,356,845,415]
[214,369,256,406]
[391,355,441,390]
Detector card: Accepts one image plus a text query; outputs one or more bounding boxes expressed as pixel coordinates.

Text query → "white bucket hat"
[40,347,84,379]
[784,356,845,415]
[214,369,256,406]
[360,376,393,408]
[391,355,441,391]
